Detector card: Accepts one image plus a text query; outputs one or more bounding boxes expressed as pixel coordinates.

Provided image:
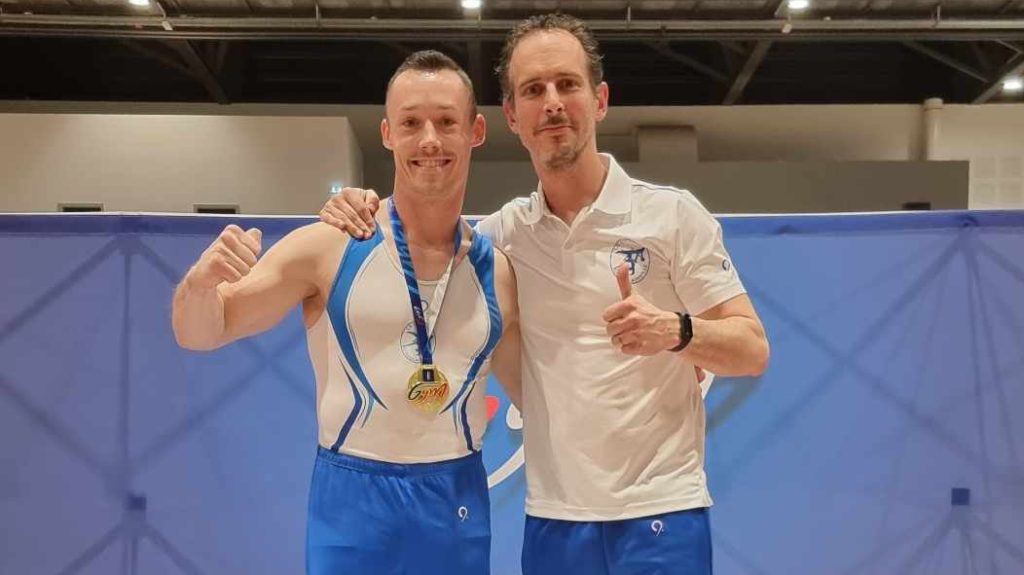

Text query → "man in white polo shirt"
[320,13,769,575]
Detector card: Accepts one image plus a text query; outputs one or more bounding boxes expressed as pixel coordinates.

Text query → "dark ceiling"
[2,0,1023,106]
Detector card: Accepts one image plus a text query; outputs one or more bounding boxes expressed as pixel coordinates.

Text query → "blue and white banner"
[1,211,1022,574]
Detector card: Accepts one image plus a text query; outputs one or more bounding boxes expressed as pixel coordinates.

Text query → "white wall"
[602,104,927,162]
[936,104,1024,209]
[597,102,1024,209]
[0,113,361,214]
[1,100,1022,213]
[366,158,968,216]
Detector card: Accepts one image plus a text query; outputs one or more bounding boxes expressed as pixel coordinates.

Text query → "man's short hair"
[387,50,478,119]
[496,13,604,102]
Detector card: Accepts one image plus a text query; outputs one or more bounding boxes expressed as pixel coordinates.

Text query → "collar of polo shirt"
[523,154,634,225]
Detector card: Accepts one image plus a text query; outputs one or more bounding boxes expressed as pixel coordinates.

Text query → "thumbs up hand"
[601,264,681,356]
[186,225,264,290]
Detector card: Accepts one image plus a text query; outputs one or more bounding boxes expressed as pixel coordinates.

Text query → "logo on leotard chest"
[609,239,650,284]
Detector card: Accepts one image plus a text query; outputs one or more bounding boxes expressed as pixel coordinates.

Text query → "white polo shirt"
[476,154,746,521]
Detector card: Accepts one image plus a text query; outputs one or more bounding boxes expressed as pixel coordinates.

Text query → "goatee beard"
[544,145,582,171]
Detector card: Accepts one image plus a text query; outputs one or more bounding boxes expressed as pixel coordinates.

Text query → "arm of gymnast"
[488,248,522,409]
[172,223,343,351]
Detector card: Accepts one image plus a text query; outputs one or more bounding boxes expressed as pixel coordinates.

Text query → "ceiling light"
[461,0,482,9]
[129,0,150,6]
[788,0,810,10]
[1003,77,1023,93]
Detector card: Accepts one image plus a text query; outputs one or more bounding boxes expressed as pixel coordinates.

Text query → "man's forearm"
[678,315,769,377]
[172,272,228,351]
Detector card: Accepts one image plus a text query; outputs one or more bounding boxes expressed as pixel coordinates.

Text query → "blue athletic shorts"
[522,507,712,575]
[306,446,491,575]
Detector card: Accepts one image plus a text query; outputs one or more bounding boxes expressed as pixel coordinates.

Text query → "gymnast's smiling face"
[382,68,486,201]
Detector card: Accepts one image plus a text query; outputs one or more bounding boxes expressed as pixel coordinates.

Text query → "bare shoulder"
[288,220,352,245]
[258,221,352,285]
[272,221,350,258]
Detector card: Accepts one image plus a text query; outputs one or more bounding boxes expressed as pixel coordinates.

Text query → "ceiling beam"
[998,0,1023,14]
[161,0,183,15]
[719,43,739,76]
[723,40,771,105]
[995,39,1024,54]
[118,33,230,104]
[969,42,994,75]
[439,41,468,58]
[648,41,729,84]
[163,40,230,104]
[973,52,1024,103]
[212,41,229,76]
[467,40,488,104]
[133,0,230,104]
[381,41,413,58]
[902,41,989,82]
[3,16,1024,42]
[719,41,748,56]
[119,39,192,77]
[216,42,247,98]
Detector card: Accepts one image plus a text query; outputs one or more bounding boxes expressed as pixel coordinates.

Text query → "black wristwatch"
[669,312,693,352]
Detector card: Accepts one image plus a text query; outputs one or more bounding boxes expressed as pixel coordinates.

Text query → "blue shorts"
[306,446,491,575]
[522,507,712,575]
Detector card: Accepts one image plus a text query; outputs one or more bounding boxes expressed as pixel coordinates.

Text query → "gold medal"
[406,364,450,413]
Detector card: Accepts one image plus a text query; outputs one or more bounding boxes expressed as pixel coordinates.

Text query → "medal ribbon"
[389,198,463,370]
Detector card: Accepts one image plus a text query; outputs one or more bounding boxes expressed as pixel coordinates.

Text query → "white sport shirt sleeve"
[671,193,747,316]
[473,197,530,251]
[471,210,503,247]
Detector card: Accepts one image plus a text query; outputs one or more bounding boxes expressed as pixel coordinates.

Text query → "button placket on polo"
[562,205,598,251]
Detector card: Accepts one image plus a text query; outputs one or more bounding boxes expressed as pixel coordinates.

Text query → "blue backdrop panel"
[1,211,1022,575]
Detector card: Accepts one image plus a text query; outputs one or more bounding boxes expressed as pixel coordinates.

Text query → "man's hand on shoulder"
[320,187,381,239]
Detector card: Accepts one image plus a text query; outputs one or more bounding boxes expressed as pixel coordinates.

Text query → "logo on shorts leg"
[651,520,664,537]
[610,239,650,284]
[457,506,469,522]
